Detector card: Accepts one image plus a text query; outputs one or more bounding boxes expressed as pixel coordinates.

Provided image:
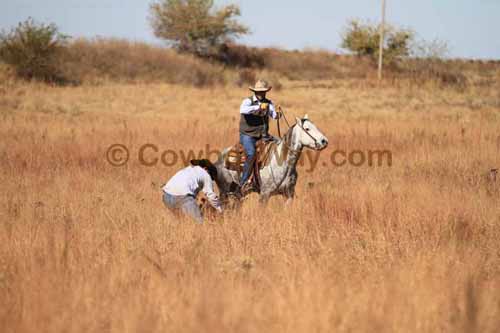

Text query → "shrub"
[341,19,413,64]
[149,0,248,58]
[0,18,68,83]
[410,38,449,59]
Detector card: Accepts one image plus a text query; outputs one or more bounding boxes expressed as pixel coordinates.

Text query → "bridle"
[278,106,320,149]
[296,119,321,148]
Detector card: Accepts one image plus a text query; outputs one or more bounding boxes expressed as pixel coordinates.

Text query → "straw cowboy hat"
[249,79,272,92]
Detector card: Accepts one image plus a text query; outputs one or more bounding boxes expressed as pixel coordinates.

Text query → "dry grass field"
[1,73,500,332]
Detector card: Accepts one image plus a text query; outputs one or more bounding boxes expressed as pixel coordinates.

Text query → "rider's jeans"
[240,133,258,186]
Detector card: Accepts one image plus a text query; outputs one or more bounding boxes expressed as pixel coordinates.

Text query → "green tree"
[149,0,249,57]
[0,18,68,82]
[341,19,413,64]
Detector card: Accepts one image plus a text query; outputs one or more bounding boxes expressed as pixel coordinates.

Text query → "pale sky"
[2,0,499,59]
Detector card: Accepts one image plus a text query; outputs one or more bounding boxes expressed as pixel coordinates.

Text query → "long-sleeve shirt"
[240,95,279,119]
[162,166,222,212]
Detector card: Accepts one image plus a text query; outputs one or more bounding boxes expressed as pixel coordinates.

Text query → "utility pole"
[378,0,386,81]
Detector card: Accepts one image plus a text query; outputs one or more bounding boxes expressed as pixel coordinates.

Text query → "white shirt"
[162,166,222,211]
[240,95,279,119]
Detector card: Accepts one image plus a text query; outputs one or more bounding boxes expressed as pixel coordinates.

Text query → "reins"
[277,105,291,139]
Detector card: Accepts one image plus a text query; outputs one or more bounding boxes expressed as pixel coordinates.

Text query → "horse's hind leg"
[220,191,228,203]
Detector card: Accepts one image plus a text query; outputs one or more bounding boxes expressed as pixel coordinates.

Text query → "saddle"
[224,138,276,180]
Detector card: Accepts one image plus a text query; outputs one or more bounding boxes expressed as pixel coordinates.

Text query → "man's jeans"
[240,133,258,186]
[162,192,203,223]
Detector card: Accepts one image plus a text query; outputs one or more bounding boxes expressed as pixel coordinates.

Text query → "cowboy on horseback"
[239,79,281,193]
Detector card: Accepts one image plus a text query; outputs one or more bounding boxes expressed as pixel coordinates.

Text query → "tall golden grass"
[1,75,500,332]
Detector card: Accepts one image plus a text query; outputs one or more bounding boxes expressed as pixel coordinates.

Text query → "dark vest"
[239,96,271,138]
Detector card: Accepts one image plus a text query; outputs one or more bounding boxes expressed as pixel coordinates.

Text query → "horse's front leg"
[283,175,297,204]
[283,187,295,204]
[259,192,271,206]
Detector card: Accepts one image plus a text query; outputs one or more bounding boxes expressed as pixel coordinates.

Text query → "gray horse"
[215,114,328,204]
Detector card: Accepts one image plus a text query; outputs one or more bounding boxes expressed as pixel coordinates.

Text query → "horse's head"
[294,114,328,150]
